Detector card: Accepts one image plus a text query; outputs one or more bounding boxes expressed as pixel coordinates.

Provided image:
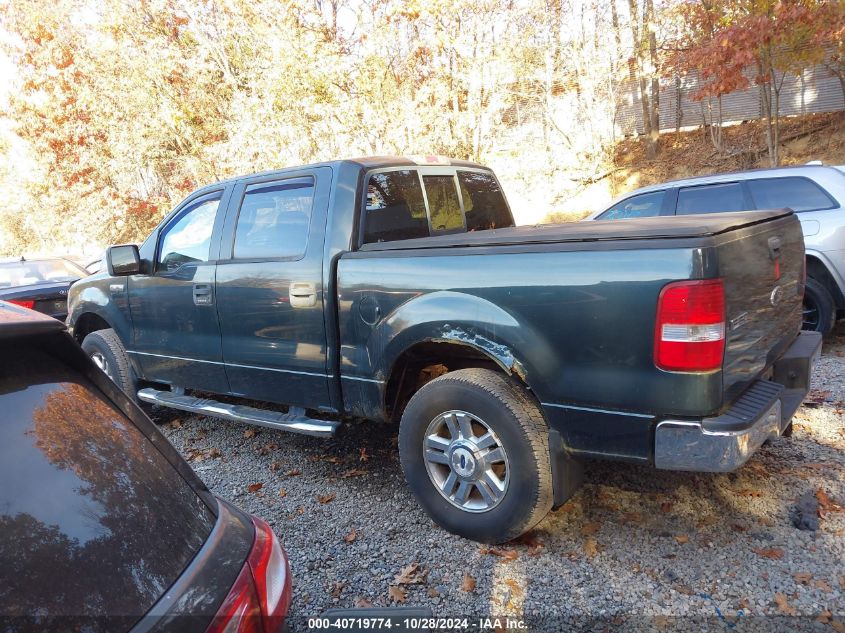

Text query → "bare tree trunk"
[645,0,660,156]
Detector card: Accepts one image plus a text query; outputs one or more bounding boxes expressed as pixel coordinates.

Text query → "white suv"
[589,164,845,334]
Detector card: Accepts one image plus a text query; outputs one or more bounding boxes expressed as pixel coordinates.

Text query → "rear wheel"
[398,368,553,543]
[803,277,836,335]
[81,328,138,398]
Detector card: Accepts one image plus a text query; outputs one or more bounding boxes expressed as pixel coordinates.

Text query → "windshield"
[0,344,216,626]
[0,259,86,287]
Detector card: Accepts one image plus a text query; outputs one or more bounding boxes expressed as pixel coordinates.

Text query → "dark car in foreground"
[0,257,88,320]
[0,301,291,632]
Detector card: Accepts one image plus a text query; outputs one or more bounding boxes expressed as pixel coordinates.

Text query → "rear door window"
[458,171,514,231]
[676,182,750,215]
[747,177,836,212]
[363,170,429,244]
[233,178,314,259]
[597,191,665,219]
[423,174,464,233]
[0,344,215,625]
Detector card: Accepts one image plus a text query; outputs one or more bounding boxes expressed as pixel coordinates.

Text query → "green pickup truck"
[67,156,821,543]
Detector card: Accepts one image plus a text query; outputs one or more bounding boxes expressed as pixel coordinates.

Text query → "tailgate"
[720,213,803,405]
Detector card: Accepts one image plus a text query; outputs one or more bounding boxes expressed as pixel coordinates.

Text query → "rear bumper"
[654,331,822,472]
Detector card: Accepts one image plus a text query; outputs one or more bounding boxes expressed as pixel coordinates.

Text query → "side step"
[137,388,339,438]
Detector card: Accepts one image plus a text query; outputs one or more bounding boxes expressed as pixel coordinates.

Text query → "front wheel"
[398,368,553,543]
[803,277,836,335]
[81,328,138,398]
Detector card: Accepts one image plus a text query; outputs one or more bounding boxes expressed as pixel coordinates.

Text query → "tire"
[398,368,553,543]
[81,328,138,398]
[803,277,836,335]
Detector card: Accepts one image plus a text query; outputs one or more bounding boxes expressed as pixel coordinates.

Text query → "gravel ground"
[157,327,845,632]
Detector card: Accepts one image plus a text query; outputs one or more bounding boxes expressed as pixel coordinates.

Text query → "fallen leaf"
[354,597,372,608]
[793,571,812,584]
[359,447,370,462]
[840,576,845,591]
[427,586,439,598]
[504,579,523,597]
[258,442,279,456]
[344,528,358,543]
[584,537,598,558]
[511,530,544,549]
[752,547,784,560]
[286,469,302,477]
[814,579,833,593]
[317,493,336,504]
[243,429,257,439]
[270,461,283,472]
[674,534,689,545]
[330,581,346,598]
[387,585,406,603]
[394,562,427,585]
[461,573,476,592]
[479,547,519,562]
[774,593,796,615]
[622,512,643,524]
[738,598,750,611]
[247,482,263,493]
[816,610,832,624]
[805,389,831,407]
[734,488,763,498]
[278,488,287,498]
[580,521,601,536]
[660,501,673,513]
[673,584,694,596]
[830,620,845,633]
[166,418,183,429]
[208,447,222,458]
[341,468,368,478]
[816,489,844,514]
[730,524,747,533]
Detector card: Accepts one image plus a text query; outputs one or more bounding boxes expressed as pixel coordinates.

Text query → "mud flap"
[549,429,584,509]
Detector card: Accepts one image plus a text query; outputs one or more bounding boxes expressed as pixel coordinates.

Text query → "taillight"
[7,299,35,309]
[654,279,725,372]
[206,517,291,633]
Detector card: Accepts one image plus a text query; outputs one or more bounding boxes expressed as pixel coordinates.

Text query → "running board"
[137,388,339,438]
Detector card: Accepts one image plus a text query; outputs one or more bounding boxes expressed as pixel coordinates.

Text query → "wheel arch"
[806,252,845,310]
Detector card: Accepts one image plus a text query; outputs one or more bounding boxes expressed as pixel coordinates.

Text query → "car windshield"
[0,344,216,626]
[0,259,85,288]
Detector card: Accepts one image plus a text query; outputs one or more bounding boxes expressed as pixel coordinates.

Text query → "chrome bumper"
[655,331,822,473]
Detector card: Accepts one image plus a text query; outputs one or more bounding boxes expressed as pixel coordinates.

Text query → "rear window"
[423,174,464,233]
[676,182,751,215]
[458,171,514,231]
[747,177,836,212]
[597,191,665,220]
[0,259,85,288]
[362,168,513,244]
[363,170,429,244]
[0,344,215,625]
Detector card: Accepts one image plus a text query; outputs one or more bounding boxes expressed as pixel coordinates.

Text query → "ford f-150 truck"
[68,156,822,543]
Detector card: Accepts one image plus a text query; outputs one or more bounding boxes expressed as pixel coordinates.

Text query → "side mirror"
[106,244,141,276]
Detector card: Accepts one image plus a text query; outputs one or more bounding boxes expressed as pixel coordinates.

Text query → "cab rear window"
[362,168,513,244]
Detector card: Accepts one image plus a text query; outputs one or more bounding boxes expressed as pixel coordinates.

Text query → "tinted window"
[598,191,665,219]
[676,182,749,215]
[0,344,214,626]
[234,179,314,259]
[424,175,464,233]
[747,177,836,212]
[363,170,429,244]
[158,196,220,271]
[458,171,514,231]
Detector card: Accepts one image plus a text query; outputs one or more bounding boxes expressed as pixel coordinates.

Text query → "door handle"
[193,283,213,306]
[289,282,317,308]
